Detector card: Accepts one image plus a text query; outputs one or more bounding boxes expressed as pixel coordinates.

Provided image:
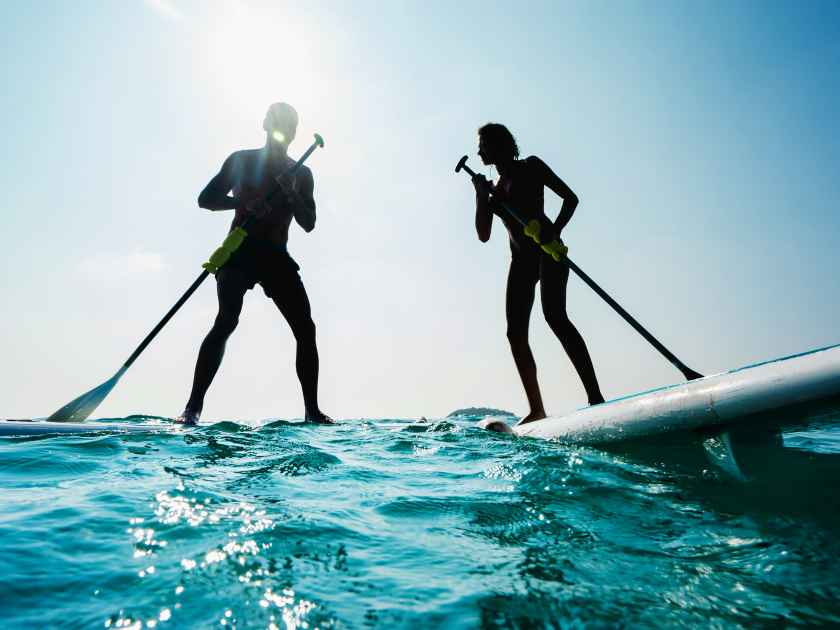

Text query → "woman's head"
[477,123,519,165]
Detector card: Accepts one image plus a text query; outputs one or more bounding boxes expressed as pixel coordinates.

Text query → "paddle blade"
[684,368,705,381]
[47,368,126,422]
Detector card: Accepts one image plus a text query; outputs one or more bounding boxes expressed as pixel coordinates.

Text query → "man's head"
[263,102,299,146]
[477,123,519,166]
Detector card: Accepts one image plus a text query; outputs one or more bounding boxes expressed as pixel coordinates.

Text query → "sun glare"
[202,3,314,120]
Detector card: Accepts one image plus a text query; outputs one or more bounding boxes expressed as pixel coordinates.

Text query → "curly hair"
[477,123,520,160]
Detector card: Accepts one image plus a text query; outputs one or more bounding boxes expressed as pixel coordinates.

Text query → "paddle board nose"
[478,418,515,434]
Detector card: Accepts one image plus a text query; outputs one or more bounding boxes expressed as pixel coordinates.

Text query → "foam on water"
[1,410,839,628]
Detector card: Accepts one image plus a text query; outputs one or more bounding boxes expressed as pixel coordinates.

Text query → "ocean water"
[1,411,840,629]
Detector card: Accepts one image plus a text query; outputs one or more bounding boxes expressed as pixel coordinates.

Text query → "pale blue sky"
[1,1,838,420]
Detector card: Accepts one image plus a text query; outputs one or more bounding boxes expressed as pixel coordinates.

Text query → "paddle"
[47,134,326,422]
[455,155,703,382]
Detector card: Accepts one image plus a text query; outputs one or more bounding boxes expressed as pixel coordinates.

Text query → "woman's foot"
[517,409,547,425]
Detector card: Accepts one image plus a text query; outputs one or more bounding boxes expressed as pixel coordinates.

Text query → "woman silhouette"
[472,123,604,424]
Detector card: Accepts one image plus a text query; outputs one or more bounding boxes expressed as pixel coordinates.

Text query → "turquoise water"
[2,411,840,628]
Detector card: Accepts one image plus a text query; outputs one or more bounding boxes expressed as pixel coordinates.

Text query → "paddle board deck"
[482,344,840,444]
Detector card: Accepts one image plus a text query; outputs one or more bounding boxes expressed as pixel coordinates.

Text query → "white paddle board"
[481,344,840,444]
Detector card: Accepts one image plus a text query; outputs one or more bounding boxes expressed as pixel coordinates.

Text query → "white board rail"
[509,344,840,444]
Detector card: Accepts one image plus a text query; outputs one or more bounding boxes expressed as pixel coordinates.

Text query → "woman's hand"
[472,174,493,196]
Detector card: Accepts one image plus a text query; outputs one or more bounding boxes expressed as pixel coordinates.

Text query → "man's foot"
[516,410,547,426]
[305,411,335,425]
[588,394,606,406]
[175,409,200,426]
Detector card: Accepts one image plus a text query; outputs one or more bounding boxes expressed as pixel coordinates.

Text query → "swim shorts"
[217,238,303,300]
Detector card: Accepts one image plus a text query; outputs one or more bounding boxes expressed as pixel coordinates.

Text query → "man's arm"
[530,156,579,233]
[290,167,316,233]
[197,153,240,211]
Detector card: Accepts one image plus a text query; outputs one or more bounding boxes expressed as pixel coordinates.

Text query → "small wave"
[402,420,458,433]
[242,449,341,478]
[202,420,253,433]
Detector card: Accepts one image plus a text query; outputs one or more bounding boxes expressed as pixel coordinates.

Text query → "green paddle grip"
[203,227,248,274]
[524,219,567,260]
[541,239,568,261]
[524,219,542,243]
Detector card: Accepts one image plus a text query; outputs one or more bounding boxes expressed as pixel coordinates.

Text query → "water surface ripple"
[1,413,840,628]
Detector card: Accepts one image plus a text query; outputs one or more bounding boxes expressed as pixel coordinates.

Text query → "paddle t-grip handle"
[455,155,478,178]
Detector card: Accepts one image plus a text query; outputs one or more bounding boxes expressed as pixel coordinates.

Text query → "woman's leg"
[540,259,605,405]
[506,257,545,423]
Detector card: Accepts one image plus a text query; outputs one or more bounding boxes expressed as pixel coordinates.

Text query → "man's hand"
[273,174,303,208]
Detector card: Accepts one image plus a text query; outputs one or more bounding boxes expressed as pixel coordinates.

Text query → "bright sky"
[1,1,838,421]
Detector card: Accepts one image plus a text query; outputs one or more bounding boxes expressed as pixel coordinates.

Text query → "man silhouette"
[176,103,332,425]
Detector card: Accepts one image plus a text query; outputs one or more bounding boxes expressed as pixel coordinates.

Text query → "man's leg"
[268,272,331,423]
[540,259,604,406]
[506,258,544,424]
[179,271,249,423]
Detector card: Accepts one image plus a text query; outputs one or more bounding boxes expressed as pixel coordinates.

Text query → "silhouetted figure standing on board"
[472,123,604,424]
[176,103,332,425]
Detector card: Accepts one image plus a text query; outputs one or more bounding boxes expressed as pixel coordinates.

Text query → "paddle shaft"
[456,158,702,381]
[123,269,209,369]
[122,136,324,370]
